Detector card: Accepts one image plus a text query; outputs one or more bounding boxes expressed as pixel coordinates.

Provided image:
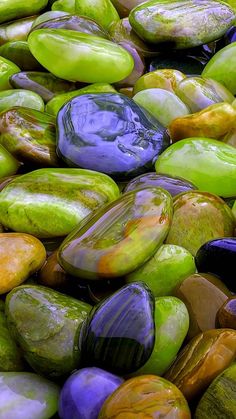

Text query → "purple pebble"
[58,367,124,419]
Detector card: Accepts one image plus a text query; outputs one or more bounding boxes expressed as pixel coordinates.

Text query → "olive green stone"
[28,29,134,83]
[0,107,59,166]
[165,191,235,256]
[75,0,120,30]
[202,43,236,94]
[0,56,20,91]
[0,168,120,238]
[6,285,92,378]
[0,144,20,179]
[129,0,235,48]
[155,138,236,198]
[46,83,117,115]
[0,372,59,419]
[0,311,24,372]
[132,296,189,376]
[0,0,48,24]
[0,42,43,71]
[126,244,196,297]
[0,89,44,112]
[195,363,236,418]
[133,88,189,127]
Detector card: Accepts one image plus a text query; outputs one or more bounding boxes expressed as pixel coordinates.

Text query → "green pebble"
[0,89,44,112]
[0,56,20,91]
[126,244,196,297]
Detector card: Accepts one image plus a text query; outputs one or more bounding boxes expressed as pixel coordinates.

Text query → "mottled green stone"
[0,311,24,372]
[129,0,235,48]
[51,0,76,12]
[6,285,91,378]
[0,168,120,238]
[126,244,196,296]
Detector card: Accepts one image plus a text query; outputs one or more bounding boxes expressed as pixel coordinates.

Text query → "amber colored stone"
[216,298,236,329]
[99,375,191,418]
[174,273,231,339]
[0,233,46,294]
[169,102,236,142]
[164,329,236,401]
[39,250,69,289]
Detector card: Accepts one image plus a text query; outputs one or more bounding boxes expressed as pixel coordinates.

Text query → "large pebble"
[0,168,119,238]
[57,93,167,179]
[58,187,172,279]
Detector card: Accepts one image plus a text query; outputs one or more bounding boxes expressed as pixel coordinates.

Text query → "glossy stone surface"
[99,375,191,418]
[110,0,147,17]
[0,56,20,91]
[129,0,235,48]
[39,250,69,290]
[0,233,46,294]
[32,14,109,39]
[174,273,231,339]
[46,83,116,115]
[115,42,145,87]
[0,144,20,179]
[195,363,236,418]
[124,172,197,196]
[0,372,59,419]
[133,69,186,95]
[0,16,36,46]
[0,0,47,24]
[202,42,236,94]
[0,41,43,71]
[59,187,172,279]
[51,0,76,12]
[0,310,24,372]
[126,244,196,297]
[31,11,70,29]
[59,368,124,419]
[155,138,236,198]
[28,29,134,83]
[176,76,234,112]
[0,168,120,238]
[133,296,189,376]
[169,103,236,142]
[109,18,158,57]
[133,88,189,127]
[80,282,155,374]
[195,238,236,292]
[10,72,77,103]
[0,107,59,167]
[6,285,91,378]
[57,93,167,178]
[216,298,236,329]
[166,191,234,256]
[165,329,236,401]
[75,0,119,30]
[0,89,44,113]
